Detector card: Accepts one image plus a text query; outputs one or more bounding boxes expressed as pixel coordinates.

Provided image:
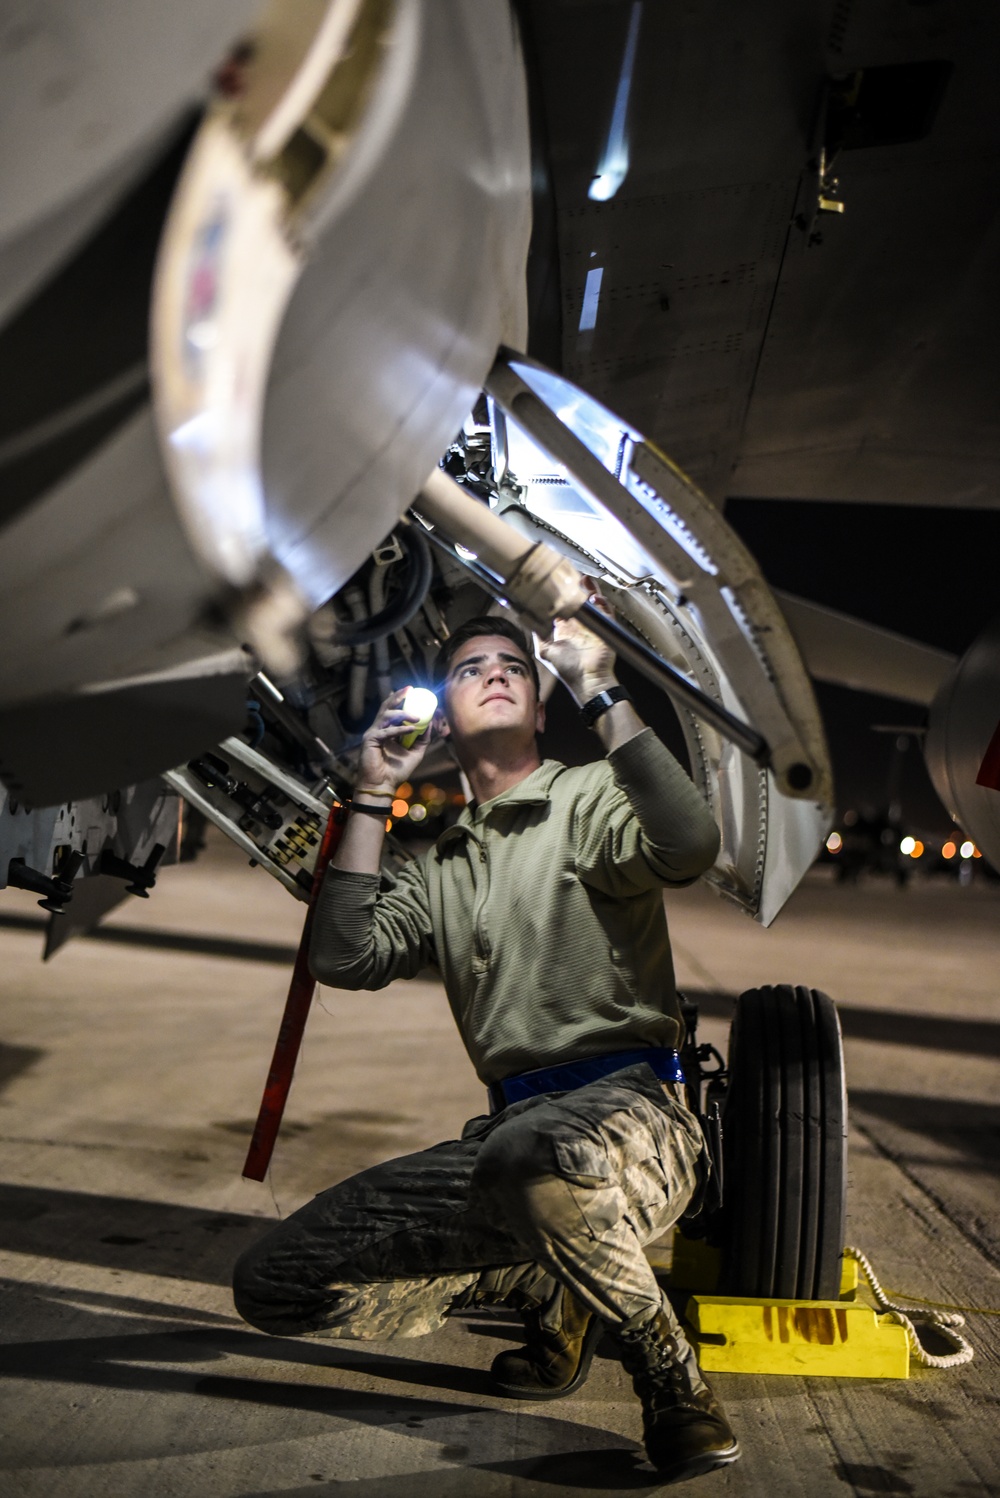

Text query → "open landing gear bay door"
[474,352,833,927]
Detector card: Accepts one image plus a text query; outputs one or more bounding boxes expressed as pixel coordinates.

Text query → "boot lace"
[618,1325,703,1414]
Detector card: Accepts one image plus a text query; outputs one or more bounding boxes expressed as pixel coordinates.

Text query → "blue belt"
[487,1047,685,1114]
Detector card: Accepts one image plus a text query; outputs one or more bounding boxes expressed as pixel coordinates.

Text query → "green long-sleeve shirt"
[310,728,720,1085]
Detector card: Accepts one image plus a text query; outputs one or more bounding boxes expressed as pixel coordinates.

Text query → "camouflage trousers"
[233,1063,707,1343]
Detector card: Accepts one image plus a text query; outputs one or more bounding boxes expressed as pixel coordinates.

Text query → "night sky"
[541,499,1000,836]
[727,498,1000,833]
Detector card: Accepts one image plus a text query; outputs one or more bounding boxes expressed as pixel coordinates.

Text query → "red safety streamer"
[242,803,347,1181]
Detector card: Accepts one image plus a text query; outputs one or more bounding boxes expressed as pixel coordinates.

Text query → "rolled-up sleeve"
[309,857,435,990]
[575,728,720,894]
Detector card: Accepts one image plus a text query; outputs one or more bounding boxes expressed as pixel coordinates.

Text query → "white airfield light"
[960,840,975,859]
[899,836,916,856]
[401,687,438,748]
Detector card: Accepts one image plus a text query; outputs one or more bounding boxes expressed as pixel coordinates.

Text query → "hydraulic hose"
[343,586,371,723]
[334,523,432,646]
[368,564,393,699]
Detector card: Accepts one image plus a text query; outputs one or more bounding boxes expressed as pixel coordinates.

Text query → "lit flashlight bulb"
[400,686,438,748]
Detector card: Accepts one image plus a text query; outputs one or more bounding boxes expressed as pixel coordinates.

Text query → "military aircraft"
[3,0,996,937]
[3,0,998,1310]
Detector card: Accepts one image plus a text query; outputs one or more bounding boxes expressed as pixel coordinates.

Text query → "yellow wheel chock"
[647,1231,911,1379]
[684,1293,910,1379]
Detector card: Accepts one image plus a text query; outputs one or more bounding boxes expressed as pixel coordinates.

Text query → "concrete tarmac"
[0,830,997,1497]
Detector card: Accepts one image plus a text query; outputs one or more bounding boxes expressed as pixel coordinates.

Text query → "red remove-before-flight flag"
[976,720,1000,791]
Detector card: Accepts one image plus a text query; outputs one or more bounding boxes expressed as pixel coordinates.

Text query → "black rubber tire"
[720,985,847,1300]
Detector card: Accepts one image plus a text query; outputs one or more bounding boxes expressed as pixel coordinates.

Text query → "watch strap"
[348,800,393,819]
[580,684,631,728]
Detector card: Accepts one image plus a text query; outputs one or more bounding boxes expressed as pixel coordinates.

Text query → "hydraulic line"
[343,585,371,722]
[368,563,393,698]
[334,523,433,646]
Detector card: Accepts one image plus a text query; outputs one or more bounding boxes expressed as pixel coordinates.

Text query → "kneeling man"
[234,611,739,1482]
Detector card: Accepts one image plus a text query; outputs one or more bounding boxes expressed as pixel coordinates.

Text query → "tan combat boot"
[489,1282,603,1401]
[614,1303,740,1480]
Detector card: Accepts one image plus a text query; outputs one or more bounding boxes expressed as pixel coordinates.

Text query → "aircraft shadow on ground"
[849,1090,1000,1171]
[0,1040,46,1093]
[688,987,1000,1058]
[236,1448,660,1497]
[0,1282,656,1492]
[0,909,299,966]
[0,1180,265,1283]
[3,913,998,1061]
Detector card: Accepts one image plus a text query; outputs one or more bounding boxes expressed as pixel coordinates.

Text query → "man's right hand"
[355,687,437,796]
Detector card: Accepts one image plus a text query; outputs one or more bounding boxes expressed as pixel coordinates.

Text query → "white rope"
[844,1245,975,1369]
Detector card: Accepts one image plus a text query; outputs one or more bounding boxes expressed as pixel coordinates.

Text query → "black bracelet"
[580,684,631,728]
[348,800,393,819]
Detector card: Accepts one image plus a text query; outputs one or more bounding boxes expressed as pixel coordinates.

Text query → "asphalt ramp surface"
[0,833,997,1496]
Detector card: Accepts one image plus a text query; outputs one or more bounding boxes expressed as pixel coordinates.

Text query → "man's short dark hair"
[433,615,540,696]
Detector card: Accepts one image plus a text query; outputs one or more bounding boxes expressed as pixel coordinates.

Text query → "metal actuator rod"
[414,469,769,766]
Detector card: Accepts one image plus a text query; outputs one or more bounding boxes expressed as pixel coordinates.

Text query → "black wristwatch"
[349,799,393,819]
[580,684,631,728]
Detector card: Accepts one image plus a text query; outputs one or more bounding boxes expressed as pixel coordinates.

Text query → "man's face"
[440,634,545,749]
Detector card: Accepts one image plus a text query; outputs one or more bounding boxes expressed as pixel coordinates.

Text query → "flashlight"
[401,686,438,748]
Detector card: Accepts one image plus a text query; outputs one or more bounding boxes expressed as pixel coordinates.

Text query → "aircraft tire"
[719,985,847,1300]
